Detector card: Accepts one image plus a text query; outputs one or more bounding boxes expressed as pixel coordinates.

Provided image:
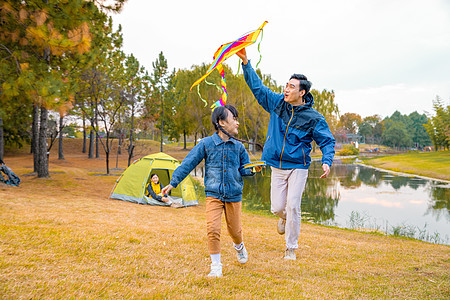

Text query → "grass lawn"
[361,151,450,182]
[0,139,449,298]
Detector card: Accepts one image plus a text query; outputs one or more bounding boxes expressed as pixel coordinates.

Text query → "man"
[236,49,335,260]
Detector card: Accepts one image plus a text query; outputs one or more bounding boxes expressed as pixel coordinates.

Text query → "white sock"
[210,253,221,265]
[233,242,244,251]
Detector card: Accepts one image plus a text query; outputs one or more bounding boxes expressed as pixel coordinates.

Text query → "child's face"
[151,175,159,184]
[220,110,239,136]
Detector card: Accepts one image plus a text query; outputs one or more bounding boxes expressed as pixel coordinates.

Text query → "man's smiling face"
[284,79,305,105]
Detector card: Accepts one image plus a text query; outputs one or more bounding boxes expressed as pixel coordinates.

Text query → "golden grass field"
[1,139,449,299]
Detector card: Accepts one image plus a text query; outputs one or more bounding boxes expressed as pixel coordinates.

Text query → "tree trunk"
[95,131,99,158]
[58,115,64,160]
[106,151,110,174]
[0,116,4,160]
[128,107,135,166]
[183,129,187,150]
[82,113,86,153]
[160,89,164,153]
[127,144,134,167]
[95,105,99,158]
[116,138,120,169]
[194,132,197,146]
[160,111,164,152]
[88,128,94,158]
[32,104,39,172]
[118,129,122,155]
[37,106,49,178]
[105,133,110,174]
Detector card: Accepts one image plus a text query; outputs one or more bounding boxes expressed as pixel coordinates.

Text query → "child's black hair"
[211,105,263,150]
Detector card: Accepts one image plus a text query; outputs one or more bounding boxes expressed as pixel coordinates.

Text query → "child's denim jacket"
[170,133,254,202]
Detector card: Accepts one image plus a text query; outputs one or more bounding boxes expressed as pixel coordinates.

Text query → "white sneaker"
[207,262,222,278]
[235,243,248,264]
[284,248,296,260]
[277,218,286,235]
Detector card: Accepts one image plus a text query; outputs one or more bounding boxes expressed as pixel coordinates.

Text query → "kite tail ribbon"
[196,85,208,107]
[211,65,226,109]
[197,78,222,107]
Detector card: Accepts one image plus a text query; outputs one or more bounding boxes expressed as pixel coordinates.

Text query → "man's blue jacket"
[243,61,336,169]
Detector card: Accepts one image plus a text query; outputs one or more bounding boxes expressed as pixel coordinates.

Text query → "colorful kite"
[191,21,268,109]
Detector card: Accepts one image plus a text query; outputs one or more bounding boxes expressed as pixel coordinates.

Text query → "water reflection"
[241,159,450,244]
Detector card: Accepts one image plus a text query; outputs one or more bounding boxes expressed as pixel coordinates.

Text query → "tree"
[382,110,432,150]
[339,113,362,134]
[358,122,373,144]
[310,89,339,133]
[0,0,126,177]
[122,53,150,166]
[1,1,96,177]
[149,51,169,152]
[424,96,450,150]
[75,19,129,173]
[382,121,412,149]
[408,111,431,148]
[166,65,210,149]
[358,115,382,145]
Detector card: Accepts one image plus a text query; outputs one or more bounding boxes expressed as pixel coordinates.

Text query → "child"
[162,104,258,278]
[146,173,183,208]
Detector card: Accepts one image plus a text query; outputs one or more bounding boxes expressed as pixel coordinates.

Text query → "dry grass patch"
[1,142,449,298]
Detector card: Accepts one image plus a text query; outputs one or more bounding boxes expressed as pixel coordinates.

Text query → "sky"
[110,0,450,119]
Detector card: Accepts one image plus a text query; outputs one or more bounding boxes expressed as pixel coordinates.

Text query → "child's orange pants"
[205,196,243,254]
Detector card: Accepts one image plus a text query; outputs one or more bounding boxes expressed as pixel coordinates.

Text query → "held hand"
[320,164,330,179]
[236,48,248,65]
[252,165,263,173]
[161,184,173,195]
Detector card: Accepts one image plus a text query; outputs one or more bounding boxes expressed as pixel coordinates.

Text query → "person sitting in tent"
[146,174,183,208]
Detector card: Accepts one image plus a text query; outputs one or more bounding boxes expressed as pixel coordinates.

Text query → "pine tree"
[0,0,126,177]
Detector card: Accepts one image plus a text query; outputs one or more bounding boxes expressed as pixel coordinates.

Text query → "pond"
[240,159,450,244]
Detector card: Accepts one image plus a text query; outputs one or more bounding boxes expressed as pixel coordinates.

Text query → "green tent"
[110,152,199,207]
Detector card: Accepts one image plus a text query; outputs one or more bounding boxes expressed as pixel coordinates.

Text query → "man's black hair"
[290,74,312,94]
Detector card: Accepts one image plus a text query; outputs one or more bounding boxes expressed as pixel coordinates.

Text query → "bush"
[338,144,359,156]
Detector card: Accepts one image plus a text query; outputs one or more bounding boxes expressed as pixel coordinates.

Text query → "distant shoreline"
[355,162,450,184]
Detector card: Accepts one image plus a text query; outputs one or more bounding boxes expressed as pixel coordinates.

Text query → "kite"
[191,21,268,109]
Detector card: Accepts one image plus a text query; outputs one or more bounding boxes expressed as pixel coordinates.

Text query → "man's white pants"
[270,166,308,250]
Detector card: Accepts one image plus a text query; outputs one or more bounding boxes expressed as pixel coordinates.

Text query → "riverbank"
[360,150,450,182]
[1,141,449,298]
